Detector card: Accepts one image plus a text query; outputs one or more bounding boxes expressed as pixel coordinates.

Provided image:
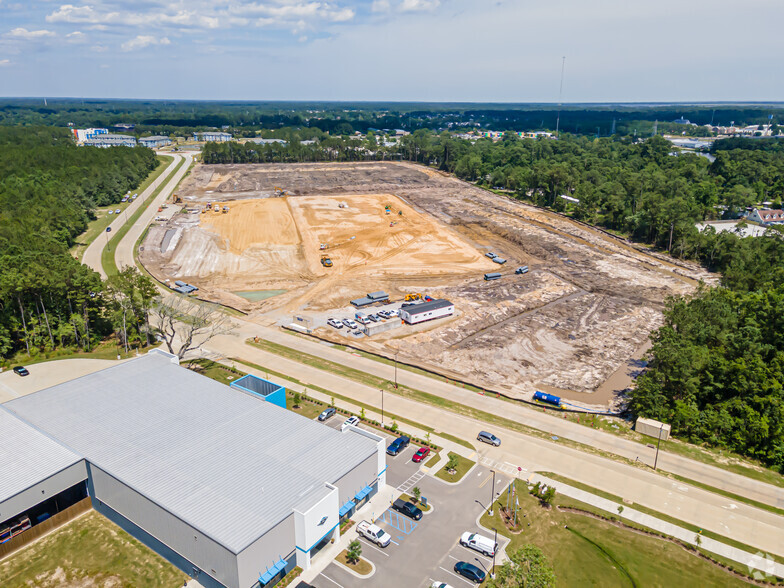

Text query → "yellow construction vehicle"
[173,194,182,203]
[321,256,333,268]
[222,206,229,213]
[404,293,422,302]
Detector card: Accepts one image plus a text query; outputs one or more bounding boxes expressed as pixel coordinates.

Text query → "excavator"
[321,255,333,268]
[404,293,422,302]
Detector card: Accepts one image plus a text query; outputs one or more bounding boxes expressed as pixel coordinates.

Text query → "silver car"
[477,431,501,446]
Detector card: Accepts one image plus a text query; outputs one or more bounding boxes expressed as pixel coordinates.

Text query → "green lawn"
[287,393,326,420]
[6,339,157,368]
[424,452,441,468]
[102,155,186,277]
[539,471,784,567]
[481,481,751,588]
[435,452,475,483]
[0,510,187,588]
[71,155,173,261]
[185,358,245,386]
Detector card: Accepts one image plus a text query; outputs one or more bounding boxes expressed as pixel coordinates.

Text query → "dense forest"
[0,127,158,359]
[2,98,782,137]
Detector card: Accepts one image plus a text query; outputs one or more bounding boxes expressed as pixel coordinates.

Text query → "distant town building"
[747,208,784,225]
[113,123,136,131]
[247,138,288,145]
[72,128,108,143]
[139,135,172,148]
[82,134,137,148]
[193,131,232,142]
[672,117,692,125]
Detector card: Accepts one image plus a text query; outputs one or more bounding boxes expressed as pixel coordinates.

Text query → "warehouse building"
[82,133,138,148]
[194,132,233,142]
[139,135,172,148]
[399,298,454,325]
[1,351,386,588]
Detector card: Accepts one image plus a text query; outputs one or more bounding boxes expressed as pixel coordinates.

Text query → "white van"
[460,532,497,557]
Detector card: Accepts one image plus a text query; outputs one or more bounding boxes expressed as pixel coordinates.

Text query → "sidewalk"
[533,473,784,580]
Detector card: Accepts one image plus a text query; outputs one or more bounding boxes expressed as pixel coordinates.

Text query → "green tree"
[486,545,556,588]
[346,540,362,564]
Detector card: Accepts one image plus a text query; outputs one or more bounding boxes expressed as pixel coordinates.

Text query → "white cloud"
[121,34,171,51]
[0,58,10,66]
[66,30,86,43]
[6,27,56,39]
[371,0,391,12]
[400,0,440,11]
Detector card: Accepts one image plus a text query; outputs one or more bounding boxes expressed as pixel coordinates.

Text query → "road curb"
[333,556,376,579]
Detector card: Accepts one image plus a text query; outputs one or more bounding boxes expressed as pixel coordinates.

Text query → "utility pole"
[555,56,566,137]
[380,389,384,425]
[491,527,498,578]
[394,352,398,389]
[668,221,674,252]
[654,424,664,470]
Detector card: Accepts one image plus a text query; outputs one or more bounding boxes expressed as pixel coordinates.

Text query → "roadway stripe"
[478,474,492,488]
[319,574,344,588]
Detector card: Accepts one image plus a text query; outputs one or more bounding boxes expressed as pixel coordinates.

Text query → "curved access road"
[113,152,193,273]
[82,152,185,279]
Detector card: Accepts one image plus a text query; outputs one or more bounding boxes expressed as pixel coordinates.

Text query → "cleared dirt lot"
[141,162,714,406]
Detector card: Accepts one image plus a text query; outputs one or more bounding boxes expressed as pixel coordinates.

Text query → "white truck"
[460,531,497,557]
[357,521,391,547]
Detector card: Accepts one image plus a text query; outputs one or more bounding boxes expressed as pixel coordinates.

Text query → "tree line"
[0,127,157,359]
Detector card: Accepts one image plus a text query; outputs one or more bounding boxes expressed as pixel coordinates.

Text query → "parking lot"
[310,414,512,587]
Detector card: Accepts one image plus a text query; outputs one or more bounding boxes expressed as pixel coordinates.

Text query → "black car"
[392,499,423,520]
[386,435,410,456]
[318,407,336,421]
[454,561,486,583]
[13,366,29,377]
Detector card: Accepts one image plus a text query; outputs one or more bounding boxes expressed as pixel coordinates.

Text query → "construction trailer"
[635,417,671,441]
[399,299,454,325]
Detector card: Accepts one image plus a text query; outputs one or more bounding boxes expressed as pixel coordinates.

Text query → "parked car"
[430,583,454,588]
[327,318,343,329]
[477,431,501,446]
[389,309,399,317]
[351,330,362,336]
[107,210,114,215]
[367,314,379,322]
[114,209,121,214]
[357,520,391,547]
[318,407,336,421]
[454,561,485,583]
[392,499,422,520]
[341,416,360,431]
[386,435,410,456]
[13,366,29,377]
[460,532,498,557]
[412,447,430,462]
[342,318,358,329]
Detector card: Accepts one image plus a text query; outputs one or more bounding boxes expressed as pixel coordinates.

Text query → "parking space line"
[359,539,390,557]
[320,574,345,588]
[457,544,493,565]
[438,566,474,586]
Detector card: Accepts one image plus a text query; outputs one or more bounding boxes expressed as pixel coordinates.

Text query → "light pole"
[488,470,496,516]
[654,423,664,471]
[394,352,398,389]
[380,388,384,425]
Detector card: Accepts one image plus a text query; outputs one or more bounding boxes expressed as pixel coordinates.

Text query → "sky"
[1,0,783,102]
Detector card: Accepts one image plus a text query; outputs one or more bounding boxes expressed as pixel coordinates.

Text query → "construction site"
[139,161,714,408]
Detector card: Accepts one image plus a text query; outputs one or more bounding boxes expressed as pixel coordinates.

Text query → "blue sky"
[1,0,783,101]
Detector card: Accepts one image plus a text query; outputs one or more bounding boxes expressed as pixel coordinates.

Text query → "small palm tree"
[412,486,421,503]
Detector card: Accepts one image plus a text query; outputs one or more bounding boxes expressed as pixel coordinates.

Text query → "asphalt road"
[82,153,183,279]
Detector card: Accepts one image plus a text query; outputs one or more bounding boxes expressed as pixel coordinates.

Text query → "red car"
[412,447,430,463]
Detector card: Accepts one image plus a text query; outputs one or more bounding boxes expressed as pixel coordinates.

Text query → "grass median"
[101,155,185,277]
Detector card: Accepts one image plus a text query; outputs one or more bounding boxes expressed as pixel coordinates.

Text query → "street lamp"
[380,388,384,425]
[394,352,398,389]
[488,470,496,516]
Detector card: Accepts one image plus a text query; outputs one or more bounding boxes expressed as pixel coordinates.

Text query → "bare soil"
[141,161,715,407]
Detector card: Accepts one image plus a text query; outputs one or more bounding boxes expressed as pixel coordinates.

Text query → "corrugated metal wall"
[0,460,87,523]
[332,453,379,506]
[89,465,239,588]
[236,516,295,588]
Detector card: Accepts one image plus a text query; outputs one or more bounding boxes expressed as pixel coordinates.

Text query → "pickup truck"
[356,521,391,547]
[392,499,423,520]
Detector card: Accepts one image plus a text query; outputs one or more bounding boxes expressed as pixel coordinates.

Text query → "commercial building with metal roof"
[2,352,386,588]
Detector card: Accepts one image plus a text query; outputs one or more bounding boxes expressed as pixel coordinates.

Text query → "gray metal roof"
[4,354,377,553]
[0,407,82,503]
[405,298,453,315]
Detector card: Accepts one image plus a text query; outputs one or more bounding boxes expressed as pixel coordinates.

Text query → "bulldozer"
[404,293,422,302]
[173,194,182,204]
[321,255,333,268]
